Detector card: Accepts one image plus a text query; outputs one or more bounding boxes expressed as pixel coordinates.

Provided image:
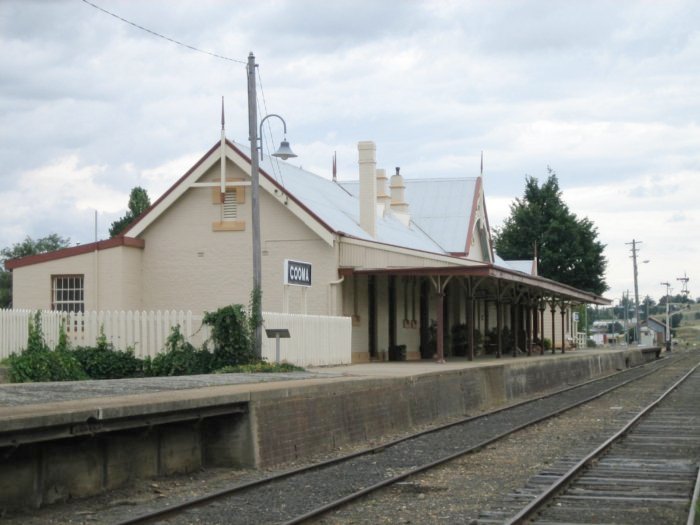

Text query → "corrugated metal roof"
[339,178,477,253]
[503,260,534,275]
[249,145,445,254]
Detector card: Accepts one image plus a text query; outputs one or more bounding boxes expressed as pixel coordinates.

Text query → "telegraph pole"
[247,52,262,357]
[623,290,630,344]
[661,281,671,352]
[626,239,642,344]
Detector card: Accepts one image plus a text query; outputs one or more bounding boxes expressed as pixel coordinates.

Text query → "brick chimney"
[358,141,377,237]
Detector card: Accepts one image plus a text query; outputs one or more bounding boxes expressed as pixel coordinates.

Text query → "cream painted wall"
[339,242,471,270]
[119,246,143,309]
[541,304,573,348]
[375,275,389,358]
[11,246,142,311]
[346,275,369,358]
[13,252,93,311]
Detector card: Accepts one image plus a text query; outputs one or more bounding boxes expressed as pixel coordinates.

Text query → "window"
[52,275,84,313]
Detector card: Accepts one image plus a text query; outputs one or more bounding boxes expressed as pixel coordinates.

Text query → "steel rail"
[686,463,700,525]
[505,360,700,525]
[115,353,675,525]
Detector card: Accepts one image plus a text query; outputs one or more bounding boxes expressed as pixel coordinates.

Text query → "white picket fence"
[0,309,351,367]
[261,311,351,366]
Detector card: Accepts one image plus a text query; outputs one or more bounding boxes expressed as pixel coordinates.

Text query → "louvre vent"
[223,190,237,220]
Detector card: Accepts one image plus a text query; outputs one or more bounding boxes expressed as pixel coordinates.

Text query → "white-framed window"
[52,275,85,313]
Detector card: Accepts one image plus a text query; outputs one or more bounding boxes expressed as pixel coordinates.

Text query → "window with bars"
[52,275,85,313]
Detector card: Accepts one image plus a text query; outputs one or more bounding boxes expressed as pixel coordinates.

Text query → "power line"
[81,0,246,65]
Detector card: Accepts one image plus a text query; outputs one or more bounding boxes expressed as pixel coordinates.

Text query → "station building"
[6,137,609,362]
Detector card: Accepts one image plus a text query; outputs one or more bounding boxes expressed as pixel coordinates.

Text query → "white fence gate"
[0,309,351,367]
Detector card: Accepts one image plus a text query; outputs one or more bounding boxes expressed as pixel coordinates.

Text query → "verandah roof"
[339,264,610,305]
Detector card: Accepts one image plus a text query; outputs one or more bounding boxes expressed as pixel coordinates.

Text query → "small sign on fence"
[265,328,290,364]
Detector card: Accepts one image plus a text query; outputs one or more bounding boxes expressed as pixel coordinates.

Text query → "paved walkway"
[308,347,618,377]
[0,347,630,412]
[0,371,343,408]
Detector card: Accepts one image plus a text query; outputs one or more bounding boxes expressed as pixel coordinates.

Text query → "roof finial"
[221,96,225,130]
[480,150,483,176]
[332,151,337,181]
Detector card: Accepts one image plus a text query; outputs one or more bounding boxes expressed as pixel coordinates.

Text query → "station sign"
[284,259,312,287]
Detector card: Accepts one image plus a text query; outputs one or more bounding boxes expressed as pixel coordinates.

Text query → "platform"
[0,346,660,510]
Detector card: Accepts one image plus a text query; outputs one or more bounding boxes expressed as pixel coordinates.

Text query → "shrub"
[543,338,552,350]
[147,325,213,376]
[203,304,259,368]
[71,330,142,379]
[586,338,597,348]
[25,311,49,353]
[7,312,86,383]
[8,349,87,383]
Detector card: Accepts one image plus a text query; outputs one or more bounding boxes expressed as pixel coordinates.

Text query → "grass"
[216,362,305,374]
[674,303,700,348]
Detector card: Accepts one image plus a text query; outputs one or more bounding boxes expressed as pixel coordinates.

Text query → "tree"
[493,169,608,295]
[109,186,151,237]
[671,313,683,329]
[0,234,71,308]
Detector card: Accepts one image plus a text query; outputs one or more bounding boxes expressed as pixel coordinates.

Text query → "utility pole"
[661,281,671,352]
[247,52,263,357]
[623,290,630,344]
[626,239,642,345]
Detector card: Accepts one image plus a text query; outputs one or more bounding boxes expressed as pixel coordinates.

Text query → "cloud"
[668,212,687,223]
[140,153,203,197]
[15,155,123,212]
[560,171,700,299]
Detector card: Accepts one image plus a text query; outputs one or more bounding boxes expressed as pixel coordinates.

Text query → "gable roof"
[646,316,667,333]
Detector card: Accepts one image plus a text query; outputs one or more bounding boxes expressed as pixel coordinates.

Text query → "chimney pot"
[390,168,410,219]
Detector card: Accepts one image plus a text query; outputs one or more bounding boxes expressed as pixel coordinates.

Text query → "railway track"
[115,351,694,525]
[484,357,700,524]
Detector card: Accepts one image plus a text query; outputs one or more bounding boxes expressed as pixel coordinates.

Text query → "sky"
[1,0,698,304]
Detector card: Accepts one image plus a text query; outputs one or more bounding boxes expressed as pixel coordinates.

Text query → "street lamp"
[247,52,296,356]
[259,114,297,161]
